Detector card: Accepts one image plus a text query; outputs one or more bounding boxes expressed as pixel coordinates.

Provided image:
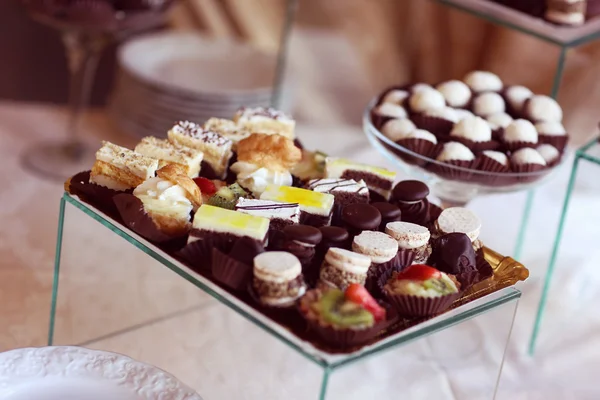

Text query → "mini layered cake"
[168,121,233,180]
[202,117,251,146]
[252,251,306,307]
[325,158,396,200]
[235,198,300,232]
[134,136,203,178]
[319,247,372,290]
[306,178,369,206]
[261,184,335,227]
[233,107,295,140]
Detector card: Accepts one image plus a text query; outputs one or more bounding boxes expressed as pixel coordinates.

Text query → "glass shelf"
[529,136,600,354]
[437,0,600,47]
[49,192,522,398]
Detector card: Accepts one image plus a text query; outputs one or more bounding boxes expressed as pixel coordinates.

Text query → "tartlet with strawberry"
[299,283,395,348]
[383,264,461,317]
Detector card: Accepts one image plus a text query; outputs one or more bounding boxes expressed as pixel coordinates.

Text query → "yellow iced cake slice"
[134,136,203,178]
[190,204,269,242]
[260,184,334,217]
[325,157,396,199]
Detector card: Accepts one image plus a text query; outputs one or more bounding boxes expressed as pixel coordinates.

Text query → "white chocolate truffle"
[374,103,407,119]
[504,119,538,144]
[463,71,503,93]
[382,119,416,141]
[450,115,492,143]
[535,121,566,136]
[436,141,475,162]
[406,129,438,144]
[505,85,532,112]
[536,144,560,164]
[409,88,446,113]
[382,89,410,106]
[486,112,513,130]
[473,92,506,117]
[436,80,471,108]
[424,107,459,123]
[411,83,434,93]
[454,109,475,121]
[525,95,563,123]
[511,148,546,166]
[482,150,509,166]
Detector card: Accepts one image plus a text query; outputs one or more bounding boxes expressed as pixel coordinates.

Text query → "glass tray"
[49,192,525,398]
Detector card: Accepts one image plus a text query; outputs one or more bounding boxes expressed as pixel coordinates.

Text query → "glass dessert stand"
[435,0,600,260]
[529,137,600,355]
[48,192,525,399]
[363,110,565,208]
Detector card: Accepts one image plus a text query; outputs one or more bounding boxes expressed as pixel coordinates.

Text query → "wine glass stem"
[62,32,106,157]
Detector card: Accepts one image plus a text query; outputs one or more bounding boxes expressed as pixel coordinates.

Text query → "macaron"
[341,203,382,233]
[324,247,372,275]
[352,231,399,264]
[436,207,481,242]
[254,251,302,284]
[392,180,429,203]
[385,221,430,249]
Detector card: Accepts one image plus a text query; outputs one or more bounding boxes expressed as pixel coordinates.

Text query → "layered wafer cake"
[168,121,233,179]
[90,141,159,190]
[260,184,334,227]
[235,198,300,231]
[188,204,270,247]
[306,178,369,207]
[233,107,295,140]
[203,117,251,146]
[325,158,397,200]
[134,136,203,178]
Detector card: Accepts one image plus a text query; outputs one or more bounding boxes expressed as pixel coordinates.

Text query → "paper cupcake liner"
[370,110,395,130]
[503,140,536,152]
[491,128,504,142]
[298,290,397,349]
[178,238,227,273]
[511,163,546,183]
[384,290,461,317]
[395,138,438,166]
[366,251,414,299]
[411,113,454,138]
[472,155,511,185]
[538,134,568,153]
[211,247,253,291]
[452,137,499,153]
[429,160,476,181]
[67,171,129,217]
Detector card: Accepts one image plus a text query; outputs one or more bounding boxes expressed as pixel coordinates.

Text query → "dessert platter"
[365,70,568,205]
[63,106,529,355]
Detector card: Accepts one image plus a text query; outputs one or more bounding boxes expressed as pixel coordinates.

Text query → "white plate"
[119,32,277,96]
[0,347,202,400]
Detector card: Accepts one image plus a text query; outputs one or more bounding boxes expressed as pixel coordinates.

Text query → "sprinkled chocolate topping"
[172,121,231,147]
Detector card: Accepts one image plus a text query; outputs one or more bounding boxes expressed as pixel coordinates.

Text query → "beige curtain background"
[171,0,600,144]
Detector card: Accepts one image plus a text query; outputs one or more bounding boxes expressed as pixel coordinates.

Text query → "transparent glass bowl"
[362,100,565,206]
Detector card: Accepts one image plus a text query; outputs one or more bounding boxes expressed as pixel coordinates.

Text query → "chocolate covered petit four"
[390,180,430,226]
[430,232,479,288]
[252,251,307,307]
[371,202,402,231]
[233,106,295,140]
[340,203,382,237]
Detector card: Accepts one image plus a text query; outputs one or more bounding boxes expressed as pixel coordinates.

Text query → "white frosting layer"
[375,103,407,119]
[473,92,506,117]
[450,116,492,142]
[435,80,471,108]
[536,144,560,164]
[324,247,371,275]
[535,121,567,136]
[463,71,503,92]
[382,118,416,141]
[482,150,509,166]
[235,198,300,223]
[254,251,302,283]
[437,142,475,162]
[231,161,292,197]
[385,221,430,249]
[424,107,459,122]
[382,90,409,106]
[504,119,538,144]
[454,109,475,121]
[437,207,481,241]
[511,148,547,166]
[407,129,438,144]
[505,85,532,111]
[486,112,513,130]
[352,231,398,264]
[409,89,446,113]
[411,83,433,93]
[527,95,563,123]
[134,177,193,220]
[307,178,369,195]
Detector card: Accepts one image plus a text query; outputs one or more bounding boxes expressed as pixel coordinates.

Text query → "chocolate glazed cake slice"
[307,178,369,224]
[324,157,397,200]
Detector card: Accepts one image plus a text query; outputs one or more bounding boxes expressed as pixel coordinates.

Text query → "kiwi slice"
[228,182,248,199]
[208,186,237,209]
[423,279,451,294]
[319,290,374,328]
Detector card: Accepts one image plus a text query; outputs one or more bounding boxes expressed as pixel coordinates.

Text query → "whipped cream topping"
[411,83,434,93]
[536,144,560,164]
[482,150,509,166]
[407,129,438,144]
[231,161,292,197]
[409,88,446,113]
[424,107,459,122]
[382,119,416,141]
[454,109,475,121]
[450,115,492,142]
[473,92,506,117]
[527,95,563,123]
[463,71,503,92]
[134,177,194,220]
[505,85,532,111]
[382,89,409,106]
[511,148,547,166]
[486,112,513,130]
[535,121,567,136]
[504,119,538,144]
[436,142,475,162]
[374,103,407,119]
[435,80,471,108]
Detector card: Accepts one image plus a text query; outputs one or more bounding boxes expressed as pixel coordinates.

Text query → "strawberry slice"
[345,283,386,322]
[396,264,441,281]
[193,177,217,195]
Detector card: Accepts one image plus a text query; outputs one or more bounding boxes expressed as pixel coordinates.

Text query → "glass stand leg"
[48,196,66,346]
[493,299,519,399]
[551,46,568,99]
[513,190,534,261]
[319,367,331,400]
[528,156,580,355]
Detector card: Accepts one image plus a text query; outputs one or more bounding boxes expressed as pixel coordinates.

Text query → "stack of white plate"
[108,31,292,138]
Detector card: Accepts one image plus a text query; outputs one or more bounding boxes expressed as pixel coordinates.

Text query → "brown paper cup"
[178,239,214,273]
[452,137,500,153]
[511,163,546,183]
[298,290,397,349]
[67,171,130,216]
[411,113,454,138]
[491,128,504,141]
[429,159,476,181]
[212,248,253,291]
[384,289,461,317]
[396,138,438,166]
[370,110,395,130]
[538,134,568,153]
[503,140,536,152]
